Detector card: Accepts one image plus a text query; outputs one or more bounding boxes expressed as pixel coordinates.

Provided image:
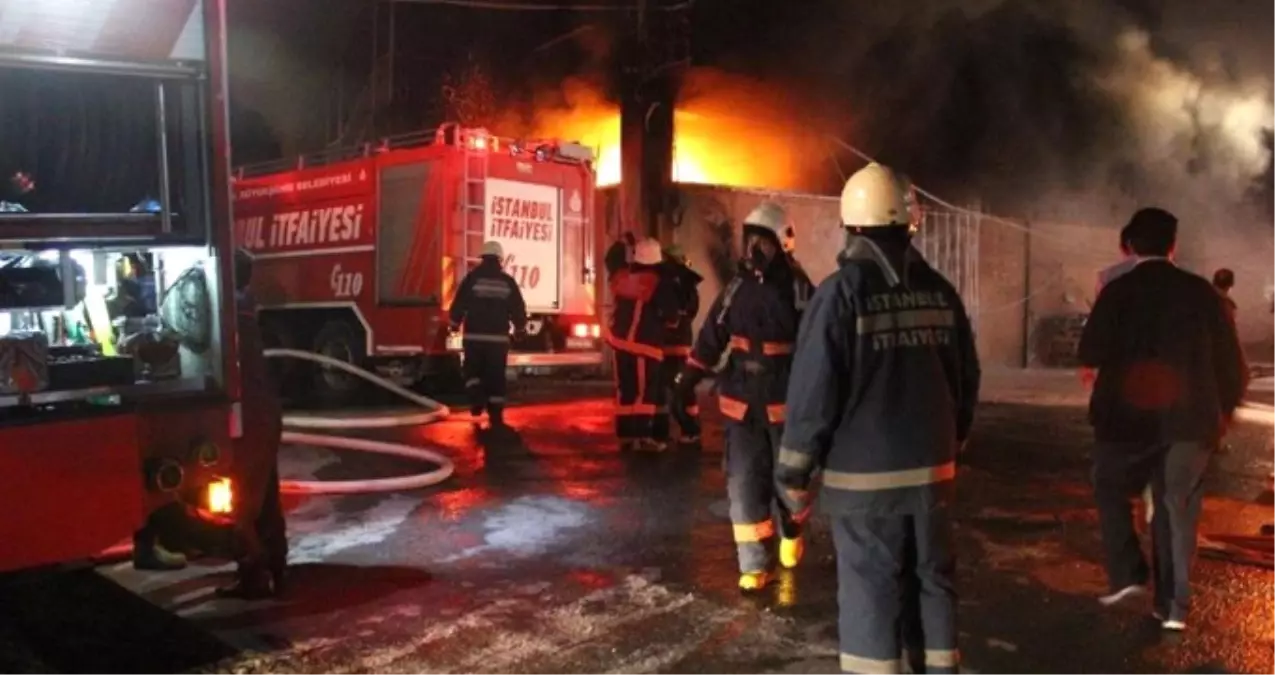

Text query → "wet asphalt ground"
[0,369,1271,673]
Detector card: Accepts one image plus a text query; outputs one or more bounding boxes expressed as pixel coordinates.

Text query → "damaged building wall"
[596,184,1273,370]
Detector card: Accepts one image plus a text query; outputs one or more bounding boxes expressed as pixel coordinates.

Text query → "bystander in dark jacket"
[1078,207,1248,631]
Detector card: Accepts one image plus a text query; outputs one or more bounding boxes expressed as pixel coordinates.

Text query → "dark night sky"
[1,0,1271,218]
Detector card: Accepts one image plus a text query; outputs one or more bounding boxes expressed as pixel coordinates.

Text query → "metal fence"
[914,205,982,328]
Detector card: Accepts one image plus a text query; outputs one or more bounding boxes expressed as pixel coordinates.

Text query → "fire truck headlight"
[590,323,601,338]
[207,478,233,515]
[572,323,589,338]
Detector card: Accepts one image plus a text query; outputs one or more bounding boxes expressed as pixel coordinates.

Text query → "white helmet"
[481,240,503,258]
[743,201,796,250]
[840,162,915,228]
[633,238,663,265]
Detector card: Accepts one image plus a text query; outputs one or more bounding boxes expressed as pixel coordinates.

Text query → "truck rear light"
[572,323,589,338]
[207,478,233,515]
[590,324,601,338]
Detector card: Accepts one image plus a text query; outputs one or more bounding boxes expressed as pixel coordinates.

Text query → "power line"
[391,0,691,12]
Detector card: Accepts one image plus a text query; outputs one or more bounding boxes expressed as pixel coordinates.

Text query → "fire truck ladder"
[460,129,490,274]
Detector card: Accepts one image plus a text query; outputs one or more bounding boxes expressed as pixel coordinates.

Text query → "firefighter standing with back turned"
[671,202,813,590]
[607,237,681,451]
[656,244,704,446]
[449,241,528,432]
[778,164,980,674]
[222,249,288,599]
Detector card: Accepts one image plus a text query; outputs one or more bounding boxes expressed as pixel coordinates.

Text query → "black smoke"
[689,0,1273,218]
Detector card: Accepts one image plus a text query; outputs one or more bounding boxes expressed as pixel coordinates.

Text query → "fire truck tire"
[311,318,367,405]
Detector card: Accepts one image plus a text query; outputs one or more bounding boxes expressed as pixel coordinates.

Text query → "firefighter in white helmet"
[671,201,814,590]
[606,237,682,450]
[449,240,528,431]
[777,164,980,673]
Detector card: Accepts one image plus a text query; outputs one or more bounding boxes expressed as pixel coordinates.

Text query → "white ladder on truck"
[459,132,490,274]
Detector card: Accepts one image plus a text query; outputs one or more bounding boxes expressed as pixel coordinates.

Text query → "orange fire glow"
[531,70,825,191]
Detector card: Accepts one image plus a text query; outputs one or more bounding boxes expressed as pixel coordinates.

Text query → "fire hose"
[264,348,456,495]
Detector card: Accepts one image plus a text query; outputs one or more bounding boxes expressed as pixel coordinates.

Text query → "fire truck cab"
[232,125,602,402]
[0,0,242,572]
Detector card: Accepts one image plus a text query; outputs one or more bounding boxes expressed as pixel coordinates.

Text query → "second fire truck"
[232,126,602,403]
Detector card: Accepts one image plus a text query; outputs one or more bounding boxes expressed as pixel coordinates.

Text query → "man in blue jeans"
[1079,207,1248,631]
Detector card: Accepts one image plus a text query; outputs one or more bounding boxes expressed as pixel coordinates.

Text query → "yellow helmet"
[840,162,915,228]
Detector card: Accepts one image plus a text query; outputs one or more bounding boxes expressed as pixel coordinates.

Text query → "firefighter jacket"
[777,235,981,516]
[607,262,681,359]
[661,261,703,356]
[687,255,813,424]
[449,257,528,344]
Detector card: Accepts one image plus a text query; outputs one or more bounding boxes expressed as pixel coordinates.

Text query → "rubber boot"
[132,533,188,571]
[779,535,805,569]
[738,570,772,592]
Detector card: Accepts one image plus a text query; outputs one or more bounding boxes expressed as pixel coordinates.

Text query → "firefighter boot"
[132,531,187,571]
[738,570,773,592]
[779,535,806,569]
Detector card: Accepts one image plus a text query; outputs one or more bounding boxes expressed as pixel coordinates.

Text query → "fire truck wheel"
[311,318,367,405]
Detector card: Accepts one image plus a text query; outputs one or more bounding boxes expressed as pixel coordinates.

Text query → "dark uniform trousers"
[463,337,510,424]
[613,348,666,440]
[235,411,287,582]
[654,349,700,440]
[832,507,957,674]
[726,404,804,573]
[1092,440,1210,618]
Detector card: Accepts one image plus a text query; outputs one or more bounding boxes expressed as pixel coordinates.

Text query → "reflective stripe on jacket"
[778,236,980,515]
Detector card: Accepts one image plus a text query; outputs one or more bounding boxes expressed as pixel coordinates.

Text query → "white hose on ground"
[264,348,456,495]
[1235,402,1274,426]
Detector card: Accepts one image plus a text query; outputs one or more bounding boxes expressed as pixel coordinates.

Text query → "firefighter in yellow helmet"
[777,164,980,673]
[671,201,814,590]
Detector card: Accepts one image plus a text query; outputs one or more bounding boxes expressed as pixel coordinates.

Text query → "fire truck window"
[377,162,436,304]
[0,70,207,239]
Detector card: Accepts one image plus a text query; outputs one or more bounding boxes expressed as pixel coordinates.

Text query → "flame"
[532,70,822,190]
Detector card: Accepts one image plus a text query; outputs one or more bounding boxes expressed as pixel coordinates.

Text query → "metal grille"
[914,206,981,328]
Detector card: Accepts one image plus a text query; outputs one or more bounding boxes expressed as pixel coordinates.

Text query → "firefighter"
[777,164,980,674]
[608,237,680,451]
[449,241,528,431]
[671,202,814,590]
[656,244,704,445]
[220,248,288,599]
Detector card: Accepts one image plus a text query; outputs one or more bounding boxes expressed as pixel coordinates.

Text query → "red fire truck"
[0,0,242,572]
[232,126,602,402]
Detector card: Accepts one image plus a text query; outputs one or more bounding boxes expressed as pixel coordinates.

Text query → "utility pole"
[618,0,686,244]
